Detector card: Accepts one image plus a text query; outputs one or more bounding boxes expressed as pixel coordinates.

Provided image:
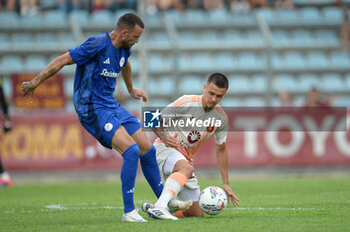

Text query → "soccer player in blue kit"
[21,13,167,222]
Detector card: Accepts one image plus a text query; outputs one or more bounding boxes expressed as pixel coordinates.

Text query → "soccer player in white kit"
[144,73,240,220]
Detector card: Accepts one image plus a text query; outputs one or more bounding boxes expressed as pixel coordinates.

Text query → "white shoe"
[168,200,193,211]
[147,207,178,220]
[122,209,147,222]
[142,202,154,213]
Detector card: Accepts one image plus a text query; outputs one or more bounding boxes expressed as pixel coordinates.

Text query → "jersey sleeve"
[214,114,228,145]
[68,35,107,65]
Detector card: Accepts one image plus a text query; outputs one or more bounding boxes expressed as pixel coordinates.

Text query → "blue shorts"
[78,105,141,149]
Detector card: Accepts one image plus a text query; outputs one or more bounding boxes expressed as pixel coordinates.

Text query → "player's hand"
[130,88,147,102]
[22,81,36,103]
[165,132,180,148]
[223,184,239,206]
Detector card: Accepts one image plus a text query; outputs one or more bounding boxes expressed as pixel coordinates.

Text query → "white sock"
[154,172,187,208]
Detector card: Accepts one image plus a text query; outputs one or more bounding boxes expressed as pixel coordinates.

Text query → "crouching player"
[143,73,240,220]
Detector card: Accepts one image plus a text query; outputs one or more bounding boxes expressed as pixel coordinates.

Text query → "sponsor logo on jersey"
[104,123,113,131]
[120,57,125,67]
[188,130,201,144]
[100,69,119,78]
[103,57,110,64]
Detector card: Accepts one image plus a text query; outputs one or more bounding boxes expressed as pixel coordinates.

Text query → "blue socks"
[140,145,164,198]
[121,144,140,213]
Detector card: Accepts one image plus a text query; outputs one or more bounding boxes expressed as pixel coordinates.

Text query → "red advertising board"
[11,73,66,109]
[1,110,349,171]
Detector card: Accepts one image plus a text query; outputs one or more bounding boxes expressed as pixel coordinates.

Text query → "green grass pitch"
[1,176,350,232]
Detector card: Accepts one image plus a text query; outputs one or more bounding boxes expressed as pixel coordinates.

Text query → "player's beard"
[121,40,132,49]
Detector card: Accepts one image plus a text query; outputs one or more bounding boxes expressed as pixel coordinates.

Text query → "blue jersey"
[68,33,140,149]
[69,33,131,118]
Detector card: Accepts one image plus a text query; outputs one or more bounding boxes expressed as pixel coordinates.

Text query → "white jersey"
[155,95,228,162]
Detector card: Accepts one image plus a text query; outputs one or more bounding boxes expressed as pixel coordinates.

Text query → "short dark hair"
[207,73,229,89]
[116,13,145,30]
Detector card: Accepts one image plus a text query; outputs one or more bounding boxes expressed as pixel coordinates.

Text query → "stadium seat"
[329,51,350,70]
[321,73,344,92]
[237,52,264,71]
[208,10,229,25]
[148,54,173,73]
[215,52,236,71]
[273,74,298,92]
[271,30,290,46]
[43,10,67,29]
[69,10,89,28]
[274,10,299,25]
[1,55,24,73]
[244,30,264,46]
[20,14,43,29]
[345,73,350,91]
[146,13,163,27]
[230,12,256,26]
[58,33,77,49]
[299,7,323,25]
[148,75,175,96]
[271,53,283,70]
[35,33,58,50]
[64,77,75,98]
[322,6,343,25]
[222,30,244,45]
[179,75,204,94]
[251,74,268,93]
[200,30,220,46]
[0,11,19,29]
[178,31,197,47]
[191,53,213,71]
[243,97,266,107]
[254,8,275,24]
[23,55,47,72]
[298,73,320,92]
[283,51,306,70]
[306,51,329,70]
[0,34,9,50]
[228,74,250,94]
[128,56,139,73]
[90,10,114,28]
[1,76,12,98]
[148,31,171,48]
[182,9,206,26]
[11,33,34,50]
[219,97,241,107]
[165,9,182,25]
[314,29,339,46]
[337,96,350,106]
[291,29,313,46]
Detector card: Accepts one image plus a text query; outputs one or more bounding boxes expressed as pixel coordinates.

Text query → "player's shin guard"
[140,145,163,198]
[121,144,140,213]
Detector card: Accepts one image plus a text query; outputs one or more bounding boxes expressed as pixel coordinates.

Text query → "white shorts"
[154,142,201,202]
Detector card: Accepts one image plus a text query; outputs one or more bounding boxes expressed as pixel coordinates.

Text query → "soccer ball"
[199,186,228,215]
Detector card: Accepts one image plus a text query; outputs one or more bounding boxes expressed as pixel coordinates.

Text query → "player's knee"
[123,144,140,162]
[180,164,194,178]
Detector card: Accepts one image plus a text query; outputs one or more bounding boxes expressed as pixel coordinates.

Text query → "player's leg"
[131,128,163,198]
[154,156,193,209]
[175,188,204,217]
[111,126,146,222]
[0,158,11,187]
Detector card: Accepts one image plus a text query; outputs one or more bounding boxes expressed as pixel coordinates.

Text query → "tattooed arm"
[22,52,74,101]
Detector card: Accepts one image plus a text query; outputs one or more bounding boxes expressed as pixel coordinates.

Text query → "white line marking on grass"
[45,204,68,210]
[228,207,324,211]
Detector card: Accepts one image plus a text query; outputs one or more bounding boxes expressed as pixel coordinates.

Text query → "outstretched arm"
[22,52,74,101]
[216,142,240,206]
[121,61,147,102]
